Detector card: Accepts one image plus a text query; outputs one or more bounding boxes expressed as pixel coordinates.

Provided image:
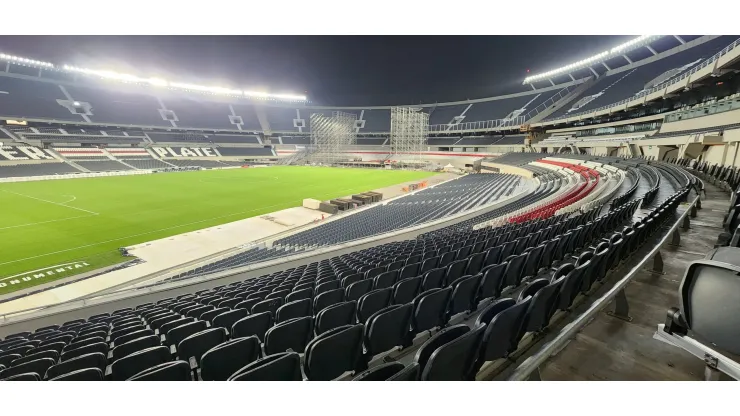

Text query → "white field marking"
[60,195,77,204]
[0,214,95,231]
[1,189,99,215]
[0,182,400,267]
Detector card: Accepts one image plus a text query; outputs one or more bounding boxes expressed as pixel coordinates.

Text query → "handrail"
[508,191,700,380]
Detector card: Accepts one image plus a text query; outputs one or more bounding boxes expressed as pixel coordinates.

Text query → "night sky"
[0,35,632,105]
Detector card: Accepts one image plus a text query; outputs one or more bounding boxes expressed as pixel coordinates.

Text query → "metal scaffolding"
[309,111,357,165]
[390,107,428,164]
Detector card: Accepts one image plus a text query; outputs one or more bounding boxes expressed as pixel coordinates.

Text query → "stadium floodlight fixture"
[522,35,663,84]
[62,64,307,102]
[73,101,80,106]
[0,53,54,68]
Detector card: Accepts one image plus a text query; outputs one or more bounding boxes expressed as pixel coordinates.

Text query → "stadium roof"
[523,35,664,84]
[0,52,307,103]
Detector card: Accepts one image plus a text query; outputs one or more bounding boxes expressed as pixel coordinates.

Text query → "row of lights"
[0,53,54,68]
[523,35,663,84]
[0,53,306,102]
[62,66,307,101]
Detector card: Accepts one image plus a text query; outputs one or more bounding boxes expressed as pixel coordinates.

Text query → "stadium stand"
[0,77,79,122]
[217,147,275,157]
[165,100,235,130]
[75,160,132,172]
[165,160,229,169]
[0,162,81,178]
[0,155,695,381]
[546,36,734,120]
[121,159,173,170]
[280,136,311,145]
[212,135,261,144]
[66,85,170,127]
[361,109,391,133]
[147,132,211,143]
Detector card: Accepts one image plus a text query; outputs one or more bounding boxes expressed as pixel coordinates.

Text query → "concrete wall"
[660,108,740,133]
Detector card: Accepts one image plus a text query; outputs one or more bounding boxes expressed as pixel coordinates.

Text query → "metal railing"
[548,37,740,122]
[508,191,701,380]
[523,86,575,120]
[428,117,525,134]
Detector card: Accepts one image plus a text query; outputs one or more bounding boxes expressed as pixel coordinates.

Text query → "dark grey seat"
[363,303,413,362]
[178,327,228,369]
[448,274,482,318]
[352,362,420,381]
[232,312,273,342]
[357,288,393,324]
[473,297,530,368]
[264,316,314,355]
[127,361,191,381]
[112,335,160,361]
[414,324,486,381]
[227,352,302,381]
[166,321,208,352]
[49,368,104,381]
[0,357,55,380]
[212,309,249,333]
[110,346,171,381]
[392,277,422,305]
[410,287,452,336]
[315,301,357,335]
[276,298,313,323]
[314,288,345,313]
[45,352,107,380]
[60,342,108,362]
[345,280,373,302]
[200,336,261,381]
[304,324,364,381]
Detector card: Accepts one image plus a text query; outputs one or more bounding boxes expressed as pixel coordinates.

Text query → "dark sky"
[1,35,632,106]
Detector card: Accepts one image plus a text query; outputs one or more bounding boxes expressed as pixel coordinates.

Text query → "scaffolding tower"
[390,107,428,165]
[309,111,357,165]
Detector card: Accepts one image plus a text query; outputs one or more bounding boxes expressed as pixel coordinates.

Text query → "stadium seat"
[357,288,393,324]
[110,346,171,381]
[392,277,422,305]
[410,287,452,336]
[127,361,191,381]
[0,358,56,380]
[276,298,312,323]
[1,372,42,381]
[177,328,228,370]
[414,324,486,381]
[200,337,261,381]
[352,362,420,381]
[474,298,529,367]
[421,268,446,291]
[304,324,364,380]
[362,304,413,363]
[314,288,344,314]
[60,342,108,362]
[49,368,104,381]
[315,301,357,335]
[228,352,303,381]
[211,309,249,333]
[264,316,314,355]
[166,321,208,352]
[112,335,160,361]
[232,312,273,342]
[45,352,107,380]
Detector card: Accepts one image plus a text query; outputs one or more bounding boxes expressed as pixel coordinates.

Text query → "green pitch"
[0,166,436,295]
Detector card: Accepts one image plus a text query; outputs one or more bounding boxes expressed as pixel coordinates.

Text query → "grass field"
[0,166,436,295]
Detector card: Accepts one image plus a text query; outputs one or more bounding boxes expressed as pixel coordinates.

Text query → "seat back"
[304,324,364,381]
[411,287,453,334]
[264,316,314,355]
[345,279,373,302]
[420,323,486,381]
[45,352,107,380]
[373,270,399,290]
[392,277,422,305]
[420,256,439,274]
[200,336,261,381]
[276,298,312,323]
[466,252,485,276]
[679,259,740,355]
[399,263,420,280]
[438,251,456,268]
[166,320,208,350]
[522,244,545,278]
[178,327,228,368]
[357,288,393,324]
[110,346,171,381]
[413,325,468,378]
[520,278,563,334]
[0,357,55,380]
[502,252,528,289]
[227,352,302,381]
[448,274,482,317]
[421,268,446,291]
[476,297,530,363]
[49,367,104,381]
[315,301,357,335]
[364,304,413,357]
[445,260,468,287]
[128,360,191,381]
[212,309,249,333]
[232,312,273,342]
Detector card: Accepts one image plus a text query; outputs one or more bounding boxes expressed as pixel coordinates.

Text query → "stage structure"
[390,107,428,164]
[309,111,357,165]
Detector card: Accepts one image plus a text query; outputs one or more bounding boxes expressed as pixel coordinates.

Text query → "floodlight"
[523,35,663,84]
[73,101,81,106]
